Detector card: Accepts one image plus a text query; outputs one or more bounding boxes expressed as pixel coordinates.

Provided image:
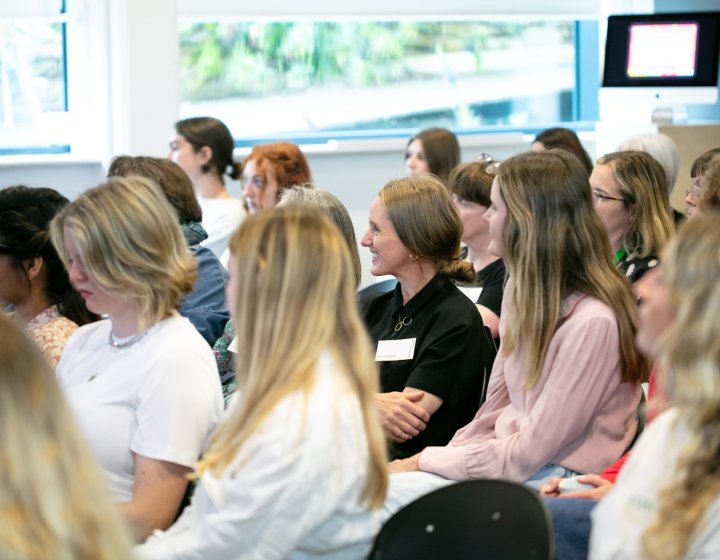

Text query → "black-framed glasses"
[592,189,625,203]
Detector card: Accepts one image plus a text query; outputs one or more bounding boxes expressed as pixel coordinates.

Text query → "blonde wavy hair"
[596,151,675,259]
[643,216,720,559]
[50,177,196,331]
[0,314,132,559]
[498,149,648,388]
[379,175,475,282]
[197,206,387,507]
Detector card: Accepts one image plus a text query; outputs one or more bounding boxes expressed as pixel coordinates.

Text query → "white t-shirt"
[198,196,245,259]
[136,351,383,560]
[590,408,720,559]
[56,316,224,502]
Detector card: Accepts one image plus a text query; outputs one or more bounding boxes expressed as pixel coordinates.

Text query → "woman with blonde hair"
[361,175,494,461]
[590,215,720,559]
[0,313,132,559]
[138,206,388,559]
[50,177,223,542]
[590,150,674,283]
[385,150,645,510]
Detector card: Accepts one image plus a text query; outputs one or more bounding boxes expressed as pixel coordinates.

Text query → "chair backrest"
[357,278,398,306]
[370,479,555,560]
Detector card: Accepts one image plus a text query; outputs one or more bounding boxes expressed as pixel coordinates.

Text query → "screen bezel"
[603,12,720,88]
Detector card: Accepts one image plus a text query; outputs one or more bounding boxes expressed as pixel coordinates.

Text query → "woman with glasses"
[241,141,312,215]
[405,127,460,185]
[686,148,720,219]
[590,151,674,284]
[0,186,97,366]
[383,150,645,510]
[447,157,506,339]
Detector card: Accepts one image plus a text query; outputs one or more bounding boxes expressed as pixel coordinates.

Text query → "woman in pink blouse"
[384,149,647,512]
[0,186,96,366]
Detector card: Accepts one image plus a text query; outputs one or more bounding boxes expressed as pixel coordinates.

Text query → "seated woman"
[169,116,245,258]
[136,206,388,559]
[50,177,223,541]
[107,155,230,347]
[241,141,312,215]
[0,185,97,366]
[405,127,460,185]
[384,149,646,513]
[686,149,720,219]
[590,215,720,559]
[0,314,133,558]
[531,127,593,176]
[215,186,362,406]
[360,175,494,461]
[590,150,674,283]
[447,158,506,339]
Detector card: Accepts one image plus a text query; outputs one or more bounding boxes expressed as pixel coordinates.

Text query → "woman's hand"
[540,474,614,501]
[388,453,421,474]
[376,391,430,442]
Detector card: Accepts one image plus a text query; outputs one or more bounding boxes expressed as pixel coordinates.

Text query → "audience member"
[361,175,496,460]
[686,148,720,218]
[241,141,312,214]
[169,116,245,258]
[618,132,683,224]
[405,127,461,184]
[447,157,506,339]
[531,127,593,175]
[383,150,646,514]
[50,177,223,541]
[591,151,674,283]
[137,206,388,559]
[107,155,230,347]
[0,186,97,366]
[0,313,133,559]
[590,216,720,559]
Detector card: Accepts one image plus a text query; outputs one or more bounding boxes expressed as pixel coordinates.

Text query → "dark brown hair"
[533,127,593,175]
[407,128,461,184]
[174,117,241,182]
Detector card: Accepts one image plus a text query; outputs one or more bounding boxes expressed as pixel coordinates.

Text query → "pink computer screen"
[627,22,698,78]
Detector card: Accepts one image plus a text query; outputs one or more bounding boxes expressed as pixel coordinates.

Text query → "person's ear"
[23,256,44,281]
[197,146,213,166]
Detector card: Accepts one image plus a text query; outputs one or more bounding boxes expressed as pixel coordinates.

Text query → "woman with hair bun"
[384,150,645,512]
[169,116,245,258]
[0,185,97,366]
[361,175,495,461]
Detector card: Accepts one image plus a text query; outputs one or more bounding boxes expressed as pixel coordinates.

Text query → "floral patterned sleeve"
[212,319,237,407]
[25,306,79,368]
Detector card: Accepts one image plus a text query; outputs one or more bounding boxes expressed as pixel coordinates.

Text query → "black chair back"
[370,479,554,560]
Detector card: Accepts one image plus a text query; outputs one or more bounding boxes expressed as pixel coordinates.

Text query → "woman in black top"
[361,175,495,460]
[447,157,506,340]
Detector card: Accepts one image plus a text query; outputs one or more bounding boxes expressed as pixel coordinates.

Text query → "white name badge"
[457,286,483,303]
[375,338,416,362]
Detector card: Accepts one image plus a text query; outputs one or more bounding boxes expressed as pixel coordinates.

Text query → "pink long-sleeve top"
[418,287,641,483]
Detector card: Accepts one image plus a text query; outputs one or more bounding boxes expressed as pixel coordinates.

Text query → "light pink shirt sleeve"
[419,307,639,482]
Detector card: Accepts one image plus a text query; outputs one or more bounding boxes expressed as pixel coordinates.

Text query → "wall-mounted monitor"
[602,12,720,107]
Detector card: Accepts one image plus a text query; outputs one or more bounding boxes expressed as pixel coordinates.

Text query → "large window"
[178,20,587,145]
[0,18,69,154]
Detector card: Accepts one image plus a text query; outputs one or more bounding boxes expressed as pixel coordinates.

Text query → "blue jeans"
[545,497,597,560]
[524,463,581,490]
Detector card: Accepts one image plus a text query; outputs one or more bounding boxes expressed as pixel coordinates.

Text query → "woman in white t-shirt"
[137,205,388,559]
[169,117,245,258]
[590,215,720,559]
[50,177,223,542]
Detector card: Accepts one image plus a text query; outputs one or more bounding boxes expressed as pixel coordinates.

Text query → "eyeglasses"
[592,189,625,204]
[685,184,704,201]
[0,244,11,255]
